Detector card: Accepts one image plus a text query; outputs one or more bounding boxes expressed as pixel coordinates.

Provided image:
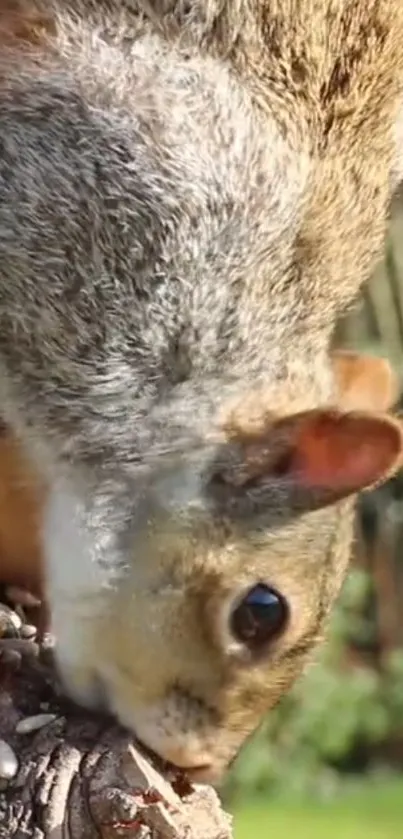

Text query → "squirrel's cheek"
[53,647,107,712]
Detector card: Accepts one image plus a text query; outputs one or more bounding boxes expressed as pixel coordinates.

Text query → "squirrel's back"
[0,1,402,470]
[0,1,317,470]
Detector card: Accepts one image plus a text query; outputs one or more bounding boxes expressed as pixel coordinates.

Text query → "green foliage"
[223,569,403,802]
[233,780,403,839]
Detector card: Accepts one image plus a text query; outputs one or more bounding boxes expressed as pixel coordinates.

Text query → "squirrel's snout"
[180,763,224,784]
[100,681,229,783]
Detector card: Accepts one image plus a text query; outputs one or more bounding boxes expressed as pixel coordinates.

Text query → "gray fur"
[0,8,314,478]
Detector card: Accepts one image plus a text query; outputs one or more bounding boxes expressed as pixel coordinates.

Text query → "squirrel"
[0,0,403,782]
[0,350,398,612]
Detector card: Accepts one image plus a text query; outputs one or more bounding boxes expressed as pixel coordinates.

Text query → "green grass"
[231,780,403,839]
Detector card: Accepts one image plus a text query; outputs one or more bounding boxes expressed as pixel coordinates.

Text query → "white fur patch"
[42,479,106,708]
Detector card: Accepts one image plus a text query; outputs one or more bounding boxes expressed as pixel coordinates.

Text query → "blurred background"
[222,190,403,838]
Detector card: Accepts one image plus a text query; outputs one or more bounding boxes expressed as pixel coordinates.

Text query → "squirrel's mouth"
[93,669,222,784]
[133,734,218,785]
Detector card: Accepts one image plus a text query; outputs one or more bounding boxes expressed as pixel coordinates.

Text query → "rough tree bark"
[0,611,233,839]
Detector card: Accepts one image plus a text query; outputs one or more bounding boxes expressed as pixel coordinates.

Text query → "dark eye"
[230,584,288,651]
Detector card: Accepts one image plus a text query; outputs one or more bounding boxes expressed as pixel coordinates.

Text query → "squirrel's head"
[50,351,403,783]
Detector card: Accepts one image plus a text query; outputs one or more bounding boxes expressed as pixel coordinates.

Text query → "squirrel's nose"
[135,733,221,784]
[182,763,224,784]
[158,745,215,775]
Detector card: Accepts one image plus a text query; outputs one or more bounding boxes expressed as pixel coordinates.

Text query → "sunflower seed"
[0,739,18,780]
[4,586,41,608]
[20,624,37,639]
[0,604,22,636]
[15,713,57,734]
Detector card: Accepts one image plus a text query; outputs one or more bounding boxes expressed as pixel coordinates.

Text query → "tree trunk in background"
[335,190,403,656]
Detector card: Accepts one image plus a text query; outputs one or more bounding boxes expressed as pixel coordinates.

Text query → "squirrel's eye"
[230,584,288,650]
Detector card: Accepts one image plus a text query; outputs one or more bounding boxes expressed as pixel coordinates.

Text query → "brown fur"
[0,1,55,48]
[0,429,45,594]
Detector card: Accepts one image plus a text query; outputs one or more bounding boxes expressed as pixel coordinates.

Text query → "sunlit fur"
[0,1,403,779]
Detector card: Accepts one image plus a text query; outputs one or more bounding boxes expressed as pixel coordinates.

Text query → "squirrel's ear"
[331,351,398,412]
[211,410,403,514]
